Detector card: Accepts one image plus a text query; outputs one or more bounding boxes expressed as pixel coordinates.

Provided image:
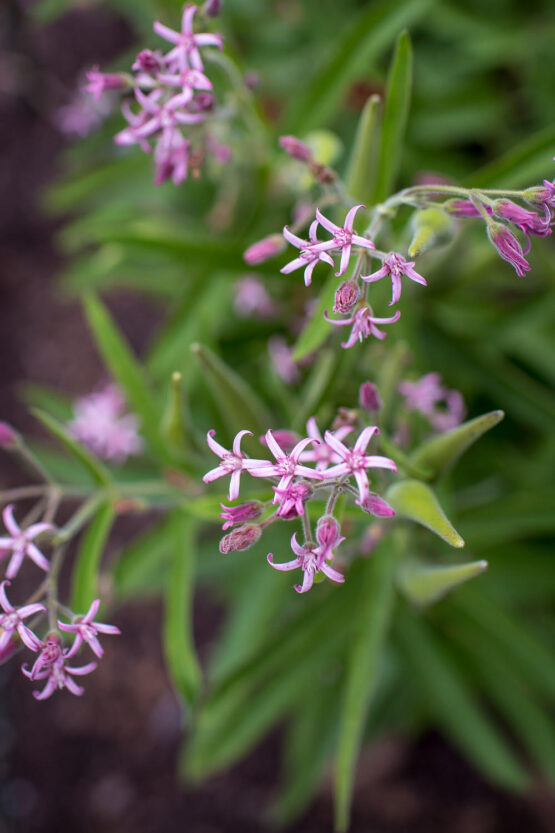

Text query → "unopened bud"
[359,382,381,413]
[260,429,299,453]
[204,0,222,17]
[220,501,263,530]
[243,234,285,265]
[279,135,313,163]
[133,49,163,74]
[0,422,19,449]
[192,92,215,112]
[332,408,358,430]
[243,71,260,91]
[333,281,359,314]
[310,162,337,185]
[85,68,129,100]
[316,514,341,549]
[357,492,395,518]
[219,524,262,553]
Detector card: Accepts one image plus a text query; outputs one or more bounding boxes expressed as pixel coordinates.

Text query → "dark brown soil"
[0,5,553,832]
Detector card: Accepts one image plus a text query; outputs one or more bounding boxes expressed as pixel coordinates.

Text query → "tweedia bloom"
[0,505,52,579]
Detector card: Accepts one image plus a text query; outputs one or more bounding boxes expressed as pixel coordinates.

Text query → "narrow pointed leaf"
[293,348,337,430]
[163,510,201,708]
[112,519,172,599]
[410,410,504,481]
[398,559,488,606]
[292,268,337,362]
[334,544,396,832]
[345,95,381,204]
[31,408,111,486]
[386,479,465,547]
[371,30,413,203]
[190,342,271,438]
[71,501,115,612]
[161,372,195,457]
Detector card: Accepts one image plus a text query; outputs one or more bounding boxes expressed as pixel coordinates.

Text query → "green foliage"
[71,501,116,613]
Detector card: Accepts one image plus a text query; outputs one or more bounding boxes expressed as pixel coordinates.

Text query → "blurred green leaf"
[345,94,381,204]
[292,268,337,362]
[112,519,172,600]
[71,500,115,613]
[468,124,555,188]
[398,559,488,606]
[386,479,465,547]
[31,408,111,487]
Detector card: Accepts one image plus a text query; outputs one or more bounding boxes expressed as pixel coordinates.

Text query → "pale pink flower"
[281,221,335,287]
[25,634,64,680]
[248,430,322,493]
[22,654,97,700]
[324,305,400,348]
[274,481,312,519]
[243,234,285,265]
[268,336,299,384]
[315,205,375,276]
[429,389,466,432]
[0,505,52,579]
[153,130,191,185]
[203,430,267,500]
[85,67,128,100]
[68,384,143,463]
[299,417,353,471]
[153,3,223,73]
[0,582,44,653]
[268,532,344,594]
[58,599,120,659]
[321,426,397,503]
[219,501,263,530]
[487,222,531,277]
[234,276,276,318]
[398,373,465,433]
[493,199,551,242]
[362,253,427,306]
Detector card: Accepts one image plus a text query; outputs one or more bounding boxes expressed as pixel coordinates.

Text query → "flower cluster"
[68,384,143,463]
[203,419,397,593]
[399,372,465,433]
[87,4,225,185]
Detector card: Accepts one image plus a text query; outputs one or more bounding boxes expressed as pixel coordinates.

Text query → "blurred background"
[0,0,554,831]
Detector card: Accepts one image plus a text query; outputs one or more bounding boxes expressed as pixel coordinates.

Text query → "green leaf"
[345,95,381,204]
[334,543,396,832]
[398,559,488,606]
[395,608,530,791]
[386,479,465,547]
[161,372,195,458]
[467,124,555,188]
[163,510,201,708]
[190,343,272,438]
[31,408,111,487]
[410,410,505,481]
[292,269,337,362]
[371,30,413,204]
[71,501,115,613]
[283,0,432,133]
[112,519,172,600]
[293,349,337,431]
[83,293,168,462]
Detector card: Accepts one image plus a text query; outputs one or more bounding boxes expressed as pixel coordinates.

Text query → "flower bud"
[316,514,341,549]
[260,429,299,453]
[0,422,19,449]
[279,135,313,163]
[275,482,312,519]
[333,281,359,314]
[443,199,482,218]
[132,49,163,74]
[357,492,395,518]
[219,524,262,553]
[243,234,285,265]
[85,68,129,100]
[204,0,222,17]
[220,501,263,530]
[359,382,381,413]
[192,92,216,112]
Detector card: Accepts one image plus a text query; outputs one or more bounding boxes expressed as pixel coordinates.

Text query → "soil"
[0,4,553,832]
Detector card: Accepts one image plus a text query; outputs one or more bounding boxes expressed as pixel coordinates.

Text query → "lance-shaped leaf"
[371,30,413,204]
[112,518,173,600]
[190,342,271,439]
[334,544,396,832]
[345,94,381,205]
[163,510,201,708]
[398,559,488,606]
[32,407,111,486]
[386,479,465,547]
[292,268,337,362]
[293,349,337,431]
[71,500,115,613]
[161,372,196,458]
[410,410,504,481]
[83,292,169,463]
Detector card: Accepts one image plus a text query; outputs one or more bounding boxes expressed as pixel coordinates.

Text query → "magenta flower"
[324,305,401,348]
[281,222,335,286]
[85,68,128,100]
[68,384,143,463]
[22,654,97,700]
[359,382,382,413]
[299,417,353,471]
[153,3,223,73]
[234,276,276,318]
[267,532,344,594]
[0,582,44,653]
[58,599,120,659]
[493,199,551,241]
[274,481,312,519]
[524,179,555,220]
[357,492,395,517]
[362,253,427,306]
[220,501,263,530]
[321,426,397,503]
[0,505,52,579]
[203,430,267,500]
[487,222,531,277]
[260,429,299,453]
[25,634,64,680]
[315,205,375,276]
[445,199,484,218]
[398,373,466,433]
[248,430,322,493]
[333,280,360,314]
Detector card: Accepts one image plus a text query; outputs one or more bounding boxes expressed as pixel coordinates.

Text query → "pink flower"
[267,532,344,594]
[399,373,466,433]
[268,336,299,384]
[321,426,397,503]
[487,222,531,277]
[445,199,484,218]
[259,429,299,453]
[85,67,128,100]
[0,422,18,449]
[25,634,64,680]
[362,253,427,306]
[203,430,267,500]
[243,234,285,265]
[153,130,191,185]
[0,582,44,653]
[281,222,335,287]
[234,277,276,318]
[524,180,555,220]
[153,3,223,73]
[58,599,120,659]
[68,384,143,463]
[315,515,345,561]
[324,305,400,348]
[359,382,382,413]
[299,417,353,471]
[132,49,164,74]
[220,501,263,530]
[248,430,322,493]
[274,481,312,519]
[0,506,52,579]
[429,389,466,432]
[22,654,97,700]
[357,492,395,517]
[315,205,375,276]
[493,199,551,241]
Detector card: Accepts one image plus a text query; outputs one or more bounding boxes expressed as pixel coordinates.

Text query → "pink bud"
[487,221,531,277]
[359,382,382,413]
[0,423,18,449]
[192,92,215,112]
[219,524,262,553]
[204,0,222,16]
[333,281,360,314]
[279,135,313,163]
[132,50,163,74]
[85,68,128,101]
[243,234,285,265]
[357,493,395,518]
[260,429,299,453]
[316,514,341,549]
[220,501,263,530]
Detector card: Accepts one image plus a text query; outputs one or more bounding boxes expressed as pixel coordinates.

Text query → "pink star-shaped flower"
[58,599,120,659]
[321,426,397,503]
[247,430,323,493]
[324,305,400,348]
[298,417,353,471]
[362,253,427,305]
[281,221,335,286]
[267,532,344,594]
[203,430,267,501]
[315,204,375,276]
[154,3,223,73]
[0,505,52,579]
[0,582,44,653]
[22,654,97,700]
